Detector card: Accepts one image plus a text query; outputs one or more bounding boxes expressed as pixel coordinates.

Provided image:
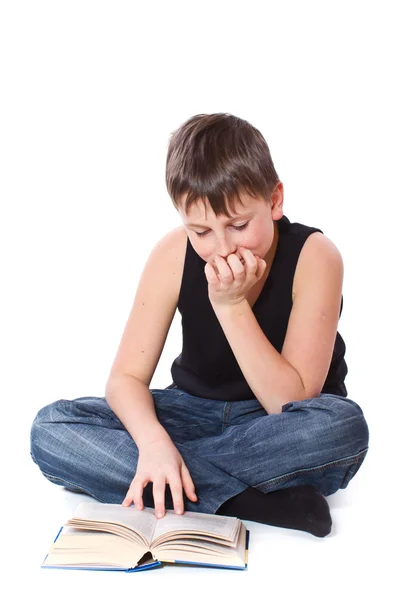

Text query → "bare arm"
[105,374,197,516]
[105,374,171,449]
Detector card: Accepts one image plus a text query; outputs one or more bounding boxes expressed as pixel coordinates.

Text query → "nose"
[215,237,237,259]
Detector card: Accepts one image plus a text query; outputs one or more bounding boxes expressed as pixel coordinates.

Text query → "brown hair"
[165,113,280,218]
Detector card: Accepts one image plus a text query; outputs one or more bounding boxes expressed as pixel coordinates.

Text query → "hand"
[205,247,267,306]
[122,437,198,519]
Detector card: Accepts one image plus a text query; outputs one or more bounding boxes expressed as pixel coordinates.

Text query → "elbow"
[257,395,287,415]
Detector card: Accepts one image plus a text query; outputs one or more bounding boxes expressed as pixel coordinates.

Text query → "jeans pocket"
[166,384,189,397]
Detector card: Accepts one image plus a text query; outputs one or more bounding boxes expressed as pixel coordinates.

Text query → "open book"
[42,502,250,572]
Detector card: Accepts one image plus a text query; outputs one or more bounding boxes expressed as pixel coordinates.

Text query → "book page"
[68,503,157,546]
[43,529,146,570]
[152,509,239,545]
[155,522,248,568]
[152,530,240,549]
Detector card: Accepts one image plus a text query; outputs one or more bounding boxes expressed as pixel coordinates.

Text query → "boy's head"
[165,113,284,266]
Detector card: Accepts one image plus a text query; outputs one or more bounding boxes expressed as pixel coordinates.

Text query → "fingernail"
[156,511,163,518]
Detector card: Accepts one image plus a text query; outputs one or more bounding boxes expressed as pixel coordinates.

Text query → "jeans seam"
[254,447,369,492]
[221,401,232,433]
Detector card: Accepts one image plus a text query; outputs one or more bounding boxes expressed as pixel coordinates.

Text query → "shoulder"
[150,225,187,269]
[301,231,344,266]
[140,225,187,301]
[158,225,187,302]
[166,225,188,270]
[155,224,187,252]
[293,232,344,300]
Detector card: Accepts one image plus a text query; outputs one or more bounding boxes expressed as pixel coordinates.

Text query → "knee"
[30,399,69,462]
[31,399,69,434]
[324,395,369,451]
[282,394,369,454]
[313,394,369,456]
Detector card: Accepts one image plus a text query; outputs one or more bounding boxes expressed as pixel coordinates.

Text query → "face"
[178,183,284,268]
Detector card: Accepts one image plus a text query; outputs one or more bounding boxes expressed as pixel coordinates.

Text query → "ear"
[270,181,284,220]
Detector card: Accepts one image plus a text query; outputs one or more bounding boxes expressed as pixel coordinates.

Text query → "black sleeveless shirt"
[169,215,348,401]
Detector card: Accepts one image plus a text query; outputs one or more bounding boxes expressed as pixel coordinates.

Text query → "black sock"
[216,485,332,538]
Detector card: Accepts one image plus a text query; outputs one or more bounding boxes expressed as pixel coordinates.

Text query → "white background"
[1,1,398,597]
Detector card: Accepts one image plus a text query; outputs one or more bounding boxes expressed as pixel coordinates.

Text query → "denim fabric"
[30,388,369,515]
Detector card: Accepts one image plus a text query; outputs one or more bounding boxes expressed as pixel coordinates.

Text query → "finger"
[181,463,198,502]
[256,255,267,276]
[239,247,257,268]
[153,479,166,518]
[214,255,232,280]
[123,488,142,509]
[122,492,132,508]
[122,482,135,507]
[125,479,146,510]
[227,253,246,275]
[204,262,219,283]
[168,475,185,515]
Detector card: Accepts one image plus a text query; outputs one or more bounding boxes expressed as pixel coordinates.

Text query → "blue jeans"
[30,387,369,515]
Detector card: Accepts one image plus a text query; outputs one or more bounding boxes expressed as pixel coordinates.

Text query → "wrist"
[135,425,171,450]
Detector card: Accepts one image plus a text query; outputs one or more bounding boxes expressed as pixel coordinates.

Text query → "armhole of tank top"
[176,230,189,310]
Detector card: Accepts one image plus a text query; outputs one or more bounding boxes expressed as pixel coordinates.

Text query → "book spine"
[245,529,250,566]
[41,526,64,567]
[53,526,63,543]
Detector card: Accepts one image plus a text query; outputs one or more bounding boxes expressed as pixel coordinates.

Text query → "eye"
[195,222,249,238]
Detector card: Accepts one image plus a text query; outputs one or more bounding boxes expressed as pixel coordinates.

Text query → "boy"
[30,113,369,537]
